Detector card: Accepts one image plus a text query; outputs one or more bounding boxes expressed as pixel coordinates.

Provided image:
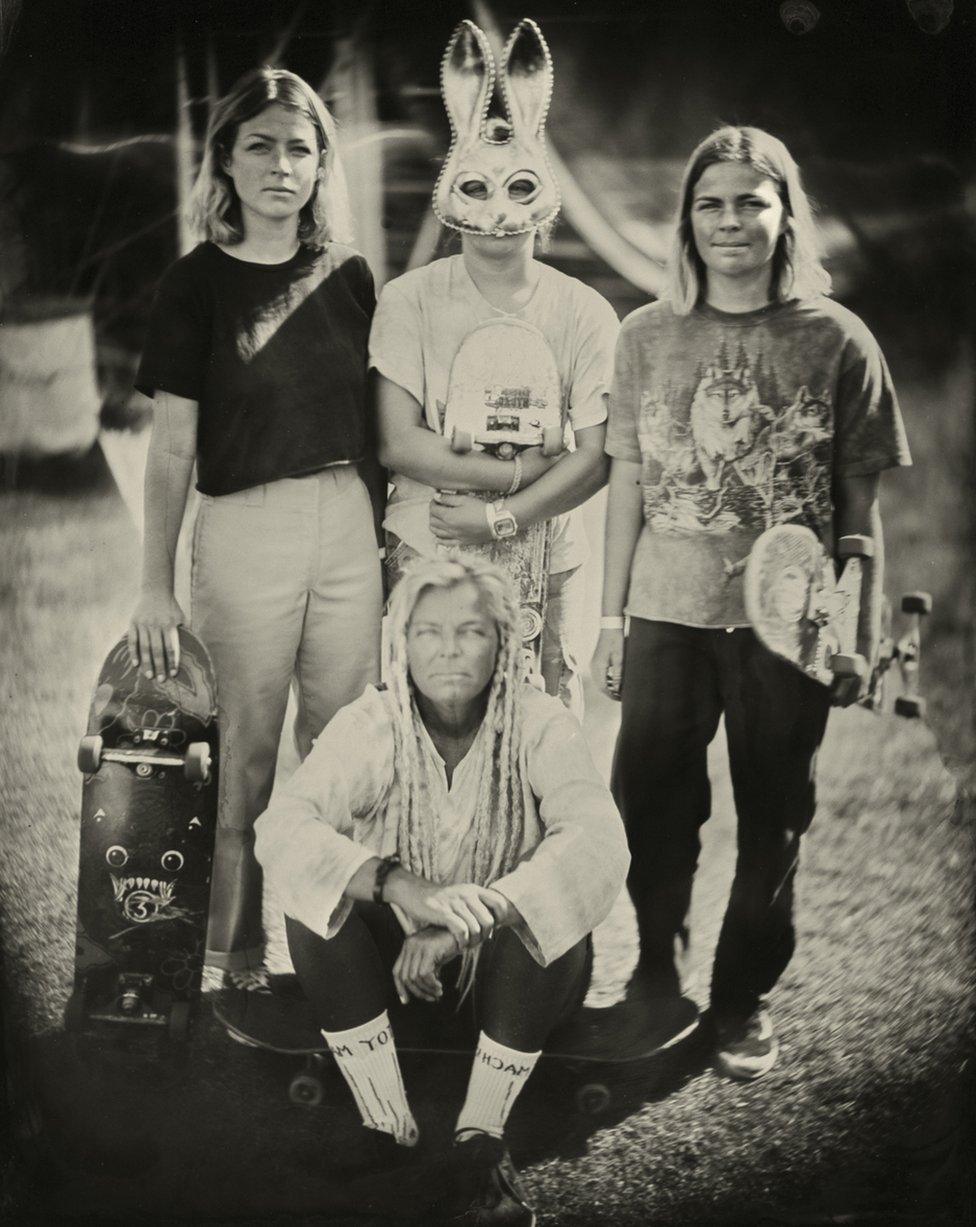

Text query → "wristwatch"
[485,500,519,541]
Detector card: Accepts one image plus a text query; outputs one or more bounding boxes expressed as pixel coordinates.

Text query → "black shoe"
[361,1125,421,1173]
[620,977,700,1053]
[331,1125,419,1177]
[446,1131,535,1226]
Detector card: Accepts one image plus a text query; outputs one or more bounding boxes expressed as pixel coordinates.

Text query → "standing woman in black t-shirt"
[132,68,384,986]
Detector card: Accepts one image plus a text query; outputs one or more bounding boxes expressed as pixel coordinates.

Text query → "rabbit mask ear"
[440,19,495,144]
[432,17,560,238]
[499,19,553,139]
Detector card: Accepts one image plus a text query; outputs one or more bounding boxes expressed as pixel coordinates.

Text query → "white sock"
[322,1012,418,1146]
[454,1032,541,1140]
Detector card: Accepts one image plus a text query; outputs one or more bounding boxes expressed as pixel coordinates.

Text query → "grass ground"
[1,357,973,1224]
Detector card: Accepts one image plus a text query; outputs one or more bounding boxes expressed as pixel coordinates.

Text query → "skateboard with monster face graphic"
[67,628,218,1040]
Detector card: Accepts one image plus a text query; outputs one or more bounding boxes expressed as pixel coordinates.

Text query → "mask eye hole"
[455,174,491,201]
[161,850,185,873]
[506,173,541,203]
[106,845,128,868]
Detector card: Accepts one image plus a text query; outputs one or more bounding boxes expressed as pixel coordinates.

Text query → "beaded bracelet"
[373,855,401,904]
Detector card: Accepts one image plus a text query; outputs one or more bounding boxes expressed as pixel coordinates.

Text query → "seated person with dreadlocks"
[254,555,628,1224]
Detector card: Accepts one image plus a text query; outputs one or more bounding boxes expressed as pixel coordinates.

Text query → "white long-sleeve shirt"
[254,683,629,967]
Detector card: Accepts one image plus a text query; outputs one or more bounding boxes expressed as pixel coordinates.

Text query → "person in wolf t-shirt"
[594,126,911,1078]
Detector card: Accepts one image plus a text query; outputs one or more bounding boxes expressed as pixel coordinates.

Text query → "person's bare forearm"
[377,376,518,492]
[380,422,519,492]
[140,397,198,595]
[601,458,643,616]
[507,438,609,528]
[834,473,884,663]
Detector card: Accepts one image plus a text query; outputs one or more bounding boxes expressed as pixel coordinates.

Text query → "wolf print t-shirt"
[605,298,912,628]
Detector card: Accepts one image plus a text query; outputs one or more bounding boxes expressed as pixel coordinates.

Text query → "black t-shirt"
[135,241,375,496]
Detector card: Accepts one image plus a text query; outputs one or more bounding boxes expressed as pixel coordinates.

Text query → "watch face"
[492,510,518,539]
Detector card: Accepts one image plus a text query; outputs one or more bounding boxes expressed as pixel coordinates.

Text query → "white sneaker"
[713,1006,780,1081]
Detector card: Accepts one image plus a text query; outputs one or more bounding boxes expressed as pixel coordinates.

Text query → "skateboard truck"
[892,591,931,719]
[78,734,212,783]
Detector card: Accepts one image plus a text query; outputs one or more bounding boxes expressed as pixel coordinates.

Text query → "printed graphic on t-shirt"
[638,339,833,535]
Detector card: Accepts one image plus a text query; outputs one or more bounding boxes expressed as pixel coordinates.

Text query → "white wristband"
[507,453,523,496]
[600,616,625,631]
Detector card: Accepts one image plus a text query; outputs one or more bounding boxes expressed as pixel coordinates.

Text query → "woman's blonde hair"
[186,67,354,248]
[665,125,831,314]
[384,556,527,896]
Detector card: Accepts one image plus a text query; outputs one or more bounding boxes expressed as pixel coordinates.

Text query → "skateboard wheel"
[289,1073,324,1107]
[64,989,88,1034]
[185,742,212,784]
[575,1082,611,1115]
[541,425,562,457]
[901,592,932,616]
[837,534,874,559]
[830,653,868,680]
[168,1000,192,1041]
[520,608,543,643]
[450,429,472,454]
[77,734,103,774]
[895,694,926,719]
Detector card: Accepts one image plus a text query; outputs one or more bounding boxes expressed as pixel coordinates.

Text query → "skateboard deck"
[67,627,219,1040]
[744,524,873,688]
[440,318,564,675]
[212,980,697,1116]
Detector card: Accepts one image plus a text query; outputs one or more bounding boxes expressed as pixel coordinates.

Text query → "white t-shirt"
[369,255,620,573]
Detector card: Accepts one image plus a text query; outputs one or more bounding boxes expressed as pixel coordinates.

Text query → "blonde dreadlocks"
[383,556,527,891]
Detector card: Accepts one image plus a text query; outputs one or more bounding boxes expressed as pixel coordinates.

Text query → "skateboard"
[440,317,564,675]
[66,627,219,1041]
[212,979,693,1118]
[744,524,874,689]
[745,525,931,712]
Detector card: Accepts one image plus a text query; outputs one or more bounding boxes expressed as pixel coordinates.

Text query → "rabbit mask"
[432,18,560,238]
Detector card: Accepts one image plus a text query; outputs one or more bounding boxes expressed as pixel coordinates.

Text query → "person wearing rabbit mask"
[371,17,619,719]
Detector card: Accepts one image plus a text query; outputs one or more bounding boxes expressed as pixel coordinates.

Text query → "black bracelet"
[373,855,401,905]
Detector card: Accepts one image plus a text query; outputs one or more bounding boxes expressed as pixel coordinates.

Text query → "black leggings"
[286,901,591,1052]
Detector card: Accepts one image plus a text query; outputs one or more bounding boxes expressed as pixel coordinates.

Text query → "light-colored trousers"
[192,466,382,972]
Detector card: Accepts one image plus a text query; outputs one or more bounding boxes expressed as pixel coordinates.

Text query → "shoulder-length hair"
[664,125,831,314]
[186,67,354,249]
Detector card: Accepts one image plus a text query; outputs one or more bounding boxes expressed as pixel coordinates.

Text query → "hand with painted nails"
[127,590,186,681]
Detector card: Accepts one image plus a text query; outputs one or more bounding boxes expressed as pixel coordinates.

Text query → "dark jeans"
[611,619,831,1023]
[286,901,592,1053]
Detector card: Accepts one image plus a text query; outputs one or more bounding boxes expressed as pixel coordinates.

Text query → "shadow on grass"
[0,442,116,498]
[3,1013,713,1224]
